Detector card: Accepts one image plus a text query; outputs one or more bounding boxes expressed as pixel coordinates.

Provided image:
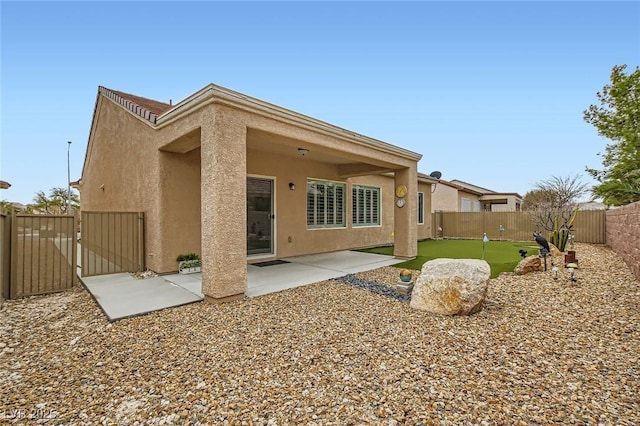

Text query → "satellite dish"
[429,171,442,180]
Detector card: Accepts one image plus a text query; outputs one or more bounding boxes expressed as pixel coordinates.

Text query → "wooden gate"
[81,211,145,277]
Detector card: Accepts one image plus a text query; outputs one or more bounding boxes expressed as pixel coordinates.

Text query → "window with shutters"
[306,179,345,228]
[352,185,381,227]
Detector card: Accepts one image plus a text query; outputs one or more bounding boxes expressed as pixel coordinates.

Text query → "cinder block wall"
[606,201,640,280]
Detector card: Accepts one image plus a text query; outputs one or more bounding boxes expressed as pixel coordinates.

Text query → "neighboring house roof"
[433,179,484,195]
[417,172,439,184]
[450,179,523,199]
[98,86,173,124]
[0,180,11,189]
[451,182,482,195]
[450,179,495,194]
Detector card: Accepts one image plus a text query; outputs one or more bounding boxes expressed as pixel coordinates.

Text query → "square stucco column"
[200,107,248,302]
[394,166,418,259]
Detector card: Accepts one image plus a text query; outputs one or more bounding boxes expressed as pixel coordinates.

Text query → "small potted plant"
[177,253,201,274]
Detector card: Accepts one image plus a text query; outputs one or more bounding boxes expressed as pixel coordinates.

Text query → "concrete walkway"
[81,273,203,321]
[81,250,402,321]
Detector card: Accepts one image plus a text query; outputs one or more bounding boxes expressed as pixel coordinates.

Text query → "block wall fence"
[606,201,640,280]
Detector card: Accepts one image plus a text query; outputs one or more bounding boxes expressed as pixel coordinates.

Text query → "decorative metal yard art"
[566,229,575,250]
[534,231,550,271]
[399,269,412,283]
[552,265,560,280]
[482,233,489,259]
[566,263,578,282]
[396,269,414,294]
[499,224,505,240]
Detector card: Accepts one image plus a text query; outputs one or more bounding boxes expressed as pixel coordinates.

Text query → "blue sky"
[1,1,639,205]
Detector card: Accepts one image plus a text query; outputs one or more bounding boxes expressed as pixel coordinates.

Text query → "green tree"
[0,200,16,214]
[32,190,55,214]
[584,64,640,206]
[32,187,79,215]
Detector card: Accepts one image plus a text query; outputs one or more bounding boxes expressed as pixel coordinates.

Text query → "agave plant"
[549,209,577,252]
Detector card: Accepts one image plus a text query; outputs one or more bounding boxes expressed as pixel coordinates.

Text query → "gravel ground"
[1,243,638,425]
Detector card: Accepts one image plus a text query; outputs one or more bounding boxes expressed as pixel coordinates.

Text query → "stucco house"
[77,85,436,303]
[431,179,522,212]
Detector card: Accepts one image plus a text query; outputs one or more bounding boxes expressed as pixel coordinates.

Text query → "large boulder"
[514,255,542,275]
[410,258,490,315]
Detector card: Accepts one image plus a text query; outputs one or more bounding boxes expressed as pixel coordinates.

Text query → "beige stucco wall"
[247,151,428,259]
[507,196,521,211]
[158,148,201,265]
[432,183,459,212]
[458,192,482,212]
[481,195,522,212]
[78,97,166,272]
[417,182,433,240]
[79,97,156,212]
[490,203,510,212]
[80,97,208,273]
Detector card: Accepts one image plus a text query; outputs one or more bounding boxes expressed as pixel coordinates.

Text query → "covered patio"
[152,85,421,303]
[78,84,423,305]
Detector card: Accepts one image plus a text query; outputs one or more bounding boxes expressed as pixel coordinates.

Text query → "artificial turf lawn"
[360,239,541,279]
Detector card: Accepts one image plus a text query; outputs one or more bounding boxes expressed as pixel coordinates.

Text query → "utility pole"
[67,140,72,214]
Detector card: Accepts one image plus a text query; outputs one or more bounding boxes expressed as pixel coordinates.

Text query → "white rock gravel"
[1,243,638,425]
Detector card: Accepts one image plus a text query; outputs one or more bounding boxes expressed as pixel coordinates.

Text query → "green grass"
[360,239,540,279]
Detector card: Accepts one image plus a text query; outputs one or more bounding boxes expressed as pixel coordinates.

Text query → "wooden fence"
[1,209,9,303]
[3,214,78,299]
[81,211,145,277]
[432,210,606,243]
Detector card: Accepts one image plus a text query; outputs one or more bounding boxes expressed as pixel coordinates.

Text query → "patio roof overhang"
[155,84,422,175]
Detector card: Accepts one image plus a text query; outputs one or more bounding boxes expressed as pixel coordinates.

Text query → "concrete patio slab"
[247,251,402,297]
[81,251,403,320]
[287,250,402,273]
[163,273,203,298]
[81,273,203,321]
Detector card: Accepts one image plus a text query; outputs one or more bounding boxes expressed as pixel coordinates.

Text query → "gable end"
[99,86,172,124]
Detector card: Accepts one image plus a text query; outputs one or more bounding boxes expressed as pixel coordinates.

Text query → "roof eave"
[156,84,423,162]
[417,175,439,184]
